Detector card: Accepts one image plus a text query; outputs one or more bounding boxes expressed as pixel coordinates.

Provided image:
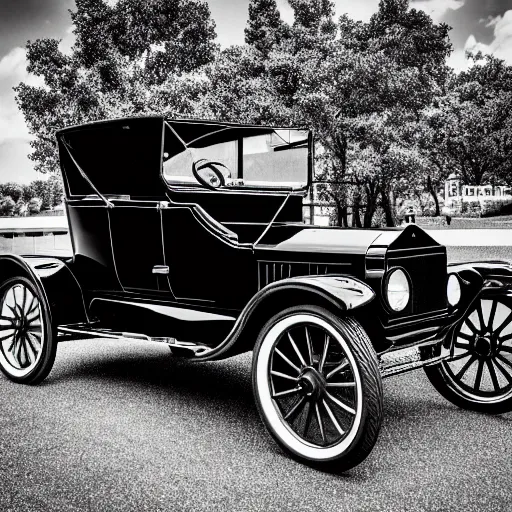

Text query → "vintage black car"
[1,116,512,471]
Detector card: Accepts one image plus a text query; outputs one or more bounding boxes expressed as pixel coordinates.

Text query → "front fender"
[194,275,375,362]
[444,260,512,351]
[448,260,512,291]
[448,260,512,304]
[265,275,376,310]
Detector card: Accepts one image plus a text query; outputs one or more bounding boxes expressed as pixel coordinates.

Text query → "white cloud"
[277,0,464,26]
[0,139,40,184]
[0,47,31,84]
[485,15,501,28]
[449,10,512,70]
[487,10,512,63]
[447,45,472,72]
[0,47,44,147]
[59,25,76,56]
[409,0,464,22]
[277,0,380,23]
[276,0,294,24]
[334,0,380,22]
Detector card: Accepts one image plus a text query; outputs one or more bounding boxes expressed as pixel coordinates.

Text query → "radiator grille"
[258,261,350,289]
[387,252,447,314]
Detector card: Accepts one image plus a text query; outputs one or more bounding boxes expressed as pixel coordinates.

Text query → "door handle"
[152,265,169,275]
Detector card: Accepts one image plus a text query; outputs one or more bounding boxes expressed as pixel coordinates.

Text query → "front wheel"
[252,305,383,471]
[425,296,512,414]
[0,276,56,384]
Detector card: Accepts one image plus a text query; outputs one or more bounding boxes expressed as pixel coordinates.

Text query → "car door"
[109,199,171,293]
[160,203,253,308]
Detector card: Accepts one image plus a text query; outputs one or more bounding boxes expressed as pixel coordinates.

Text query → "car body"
[1,116,512,471]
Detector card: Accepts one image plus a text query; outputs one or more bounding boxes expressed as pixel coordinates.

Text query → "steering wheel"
[192,159,231,190]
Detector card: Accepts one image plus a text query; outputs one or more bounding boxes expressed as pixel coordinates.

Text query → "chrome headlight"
[447,274,461,306]
[386,268,410,312]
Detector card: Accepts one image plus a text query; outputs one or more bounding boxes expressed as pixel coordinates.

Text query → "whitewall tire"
[252,305,383,471]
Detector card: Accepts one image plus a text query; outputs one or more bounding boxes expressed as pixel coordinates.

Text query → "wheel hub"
[298,367,325,401]
[474,335,493,357]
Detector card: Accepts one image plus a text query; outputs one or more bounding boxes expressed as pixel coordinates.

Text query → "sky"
[0,0,511,184]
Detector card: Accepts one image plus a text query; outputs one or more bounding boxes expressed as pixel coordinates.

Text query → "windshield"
[163,125,310,190]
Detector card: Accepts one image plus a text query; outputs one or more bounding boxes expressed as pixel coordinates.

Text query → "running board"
[379,342,449,378]
[58,325,212,357]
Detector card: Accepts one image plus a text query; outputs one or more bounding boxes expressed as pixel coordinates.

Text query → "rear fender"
[195,275,375,361]
[0,255,88,327]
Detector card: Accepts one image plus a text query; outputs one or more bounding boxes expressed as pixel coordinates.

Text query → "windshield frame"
[162,121,313,193]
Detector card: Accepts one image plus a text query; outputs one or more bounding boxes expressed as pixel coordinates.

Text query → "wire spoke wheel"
[425,297,512,414]
[269,324,358,448]
[0,276,55,384]
[253,306,382,470]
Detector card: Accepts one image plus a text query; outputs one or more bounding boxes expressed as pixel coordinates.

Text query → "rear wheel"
[425,296,512,414]
[252,305,383,471]
[0,276,56,384]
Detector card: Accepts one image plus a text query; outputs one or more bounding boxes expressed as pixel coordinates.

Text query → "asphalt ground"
[0,246,511,512]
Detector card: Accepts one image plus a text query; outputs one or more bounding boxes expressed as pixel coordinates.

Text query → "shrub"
[480,197,512,217]
[13,200,28,217]
[0,196,15,216]
[461,199,481,217]
[28,197,42,214]
[0,183,23,203]
[371,207,386,228]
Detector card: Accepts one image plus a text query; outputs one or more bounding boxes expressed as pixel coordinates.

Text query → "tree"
[245,0,285,56]
[0,183,23,203]
[13,201,28,217]
[432,54,512,187]
[295,0,452,226]
[28,198,42,215]
[1,197,15,216]
[15,0,218,174]
[288,0,336,37]
[25,175,64,209]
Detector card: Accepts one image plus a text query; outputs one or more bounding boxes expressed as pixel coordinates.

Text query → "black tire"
[0,276,56,384]
[425,296,512,414]
[252,305,383,471]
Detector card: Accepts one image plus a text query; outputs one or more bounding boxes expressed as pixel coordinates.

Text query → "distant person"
[442,205,452,226]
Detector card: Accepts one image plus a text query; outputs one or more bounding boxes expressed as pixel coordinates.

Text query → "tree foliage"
[15,0,218,174]
[14,0,512,226]
[430,54,512,187]
[0,176,63,216]
[294,0,452,225]
[245,0,286,56]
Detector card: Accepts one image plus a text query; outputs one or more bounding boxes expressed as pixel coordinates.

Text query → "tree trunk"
[336,202,348,227]
[341,205,348,227]
[363,183,378,228]
[427,175,440,216]
[352,191,362,228]
[381,188,396,227]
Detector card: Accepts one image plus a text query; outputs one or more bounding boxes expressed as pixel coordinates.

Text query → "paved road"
[0,247,511,512]
[0,339,511,512]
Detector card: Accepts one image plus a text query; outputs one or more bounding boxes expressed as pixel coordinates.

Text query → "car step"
[379,342,449,378]
[58,325,212,357]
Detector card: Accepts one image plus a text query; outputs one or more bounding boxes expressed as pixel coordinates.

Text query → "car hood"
[255,225,397,255]
[255,224,441,256]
